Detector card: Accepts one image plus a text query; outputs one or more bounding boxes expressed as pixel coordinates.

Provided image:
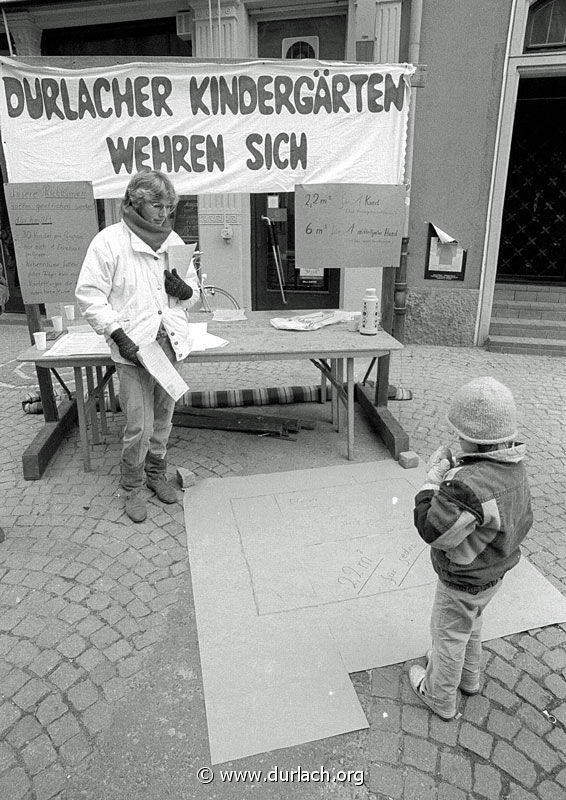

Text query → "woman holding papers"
[76,170,200,523]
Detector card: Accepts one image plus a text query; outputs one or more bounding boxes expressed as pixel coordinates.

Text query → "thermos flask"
[359,288,380,335]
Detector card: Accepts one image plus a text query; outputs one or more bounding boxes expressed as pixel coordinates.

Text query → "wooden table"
[18,310,403,472]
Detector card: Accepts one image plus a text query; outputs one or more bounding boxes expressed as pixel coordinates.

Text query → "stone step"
[491,300,566,321]
[494,284,566,303]
[489,317,566,339]
[486,334,566,356]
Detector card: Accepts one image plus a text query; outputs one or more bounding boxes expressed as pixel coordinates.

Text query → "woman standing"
[76,170,200,522]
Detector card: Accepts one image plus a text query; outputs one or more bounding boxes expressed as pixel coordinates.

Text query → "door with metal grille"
[497,76,566,283]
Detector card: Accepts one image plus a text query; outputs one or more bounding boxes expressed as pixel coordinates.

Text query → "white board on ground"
[185,460,566,763]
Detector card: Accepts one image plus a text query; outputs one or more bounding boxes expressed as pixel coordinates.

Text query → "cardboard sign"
[5,181,98,304]
[295,184,406,269]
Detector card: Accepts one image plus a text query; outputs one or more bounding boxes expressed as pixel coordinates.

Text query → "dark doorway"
[497,76,566,284]
[251,15,346,310]
[42,17,191,57]
[252,191,341,310]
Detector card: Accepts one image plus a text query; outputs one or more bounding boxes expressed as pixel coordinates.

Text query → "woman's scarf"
[121,203,172,252]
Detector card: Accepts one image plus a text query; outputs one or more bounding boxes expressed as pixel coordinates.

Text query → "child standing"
[410,376,533,720]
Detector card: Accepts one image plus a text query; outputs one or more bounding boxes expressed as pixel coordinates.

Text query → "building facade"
[0,0,564,348]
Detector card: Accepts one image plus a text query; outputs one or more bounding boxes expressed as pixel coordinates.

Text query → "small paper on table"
[42,327,111,357]
[137,341,190,401]
[211,309,247,322]
[188,322,229,352]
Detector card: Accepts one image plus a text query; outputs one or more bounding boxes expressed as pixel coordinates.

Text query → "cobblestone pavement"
[1,318,566,800]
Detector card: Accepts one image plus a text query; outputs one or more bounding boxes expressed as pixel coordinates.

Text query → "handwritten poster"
[294,183,407,269]
[5,181,99,304]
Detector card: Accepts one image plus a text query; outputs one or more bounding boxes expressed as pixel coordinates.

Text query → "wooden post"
[355,257,411,460]
[374,265,396,406]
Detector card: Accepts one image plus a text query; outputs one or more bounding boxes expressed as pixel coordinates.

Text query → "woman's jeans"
[116,332,178,491]
[422,578,501,718]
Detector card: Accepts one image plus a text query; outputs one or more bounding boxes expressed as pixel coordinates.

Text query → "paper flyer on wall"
[137,341,190,402]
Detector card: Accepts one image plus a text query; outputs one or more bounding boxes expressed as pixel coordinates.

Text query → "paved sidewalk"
[1,318,566,800]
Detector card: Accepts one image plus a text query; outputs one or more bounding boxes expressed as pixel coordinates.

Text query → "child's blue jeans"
[422,578,501,718]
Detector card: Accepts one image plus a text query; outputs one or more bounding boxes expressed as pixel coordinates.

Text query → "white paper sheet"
[212,309,247,322]
[167,243,198,279]
[430,223,457,244]
[42,329,111,357]
[187,322,228,352]
[189,333,229,352]
[137,341,190,401]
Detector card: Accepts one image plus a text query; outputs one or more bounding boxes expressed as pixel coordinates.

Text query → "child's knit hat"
[447,376,517,444]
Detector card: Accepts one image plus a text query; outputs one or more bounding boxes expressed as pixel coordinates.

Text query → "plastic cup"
[63,304,75,321]
[33,331,47,350]
[347,313,361,332]
[51,315,63,332]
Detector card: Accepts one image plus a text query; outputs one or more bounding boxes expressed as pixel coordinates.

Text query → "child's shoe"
[409,665,456,720]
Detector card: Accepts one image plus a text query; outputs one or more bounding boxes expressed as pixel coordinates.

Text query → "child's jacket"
[414,444,533,590]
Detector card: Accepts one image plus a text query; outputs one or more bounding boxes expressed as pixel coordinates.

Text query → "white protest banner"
[0,57,415,197]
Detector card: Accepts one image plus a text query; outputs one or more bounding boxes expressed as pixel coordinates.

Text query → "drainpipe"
[392,0,422,343]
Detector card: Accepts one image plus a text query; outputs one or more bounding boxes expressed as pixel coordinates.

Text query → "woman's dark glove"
[110,328,140,364]
[164,268,193,301]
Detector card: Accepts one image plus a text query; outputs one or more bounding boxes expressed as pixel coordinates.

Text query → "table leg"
[375,353,391,407]
[333,359,344,431]
[96,367,108,437]
[330,359,338,429]
[346,358,354,460]
[36,366,59,422]
[74,367,91,472]
[108,371,117,412]
[320,370,327,404]
[85,368,100,445]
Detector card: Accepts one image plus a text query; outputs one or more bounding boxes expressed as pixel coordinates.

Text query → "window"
[281,36,319,59]
[525,0,566,50]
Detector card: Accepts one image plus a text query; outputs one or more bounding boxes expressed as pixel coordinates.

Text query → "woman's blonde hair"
[122,170,178,212]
